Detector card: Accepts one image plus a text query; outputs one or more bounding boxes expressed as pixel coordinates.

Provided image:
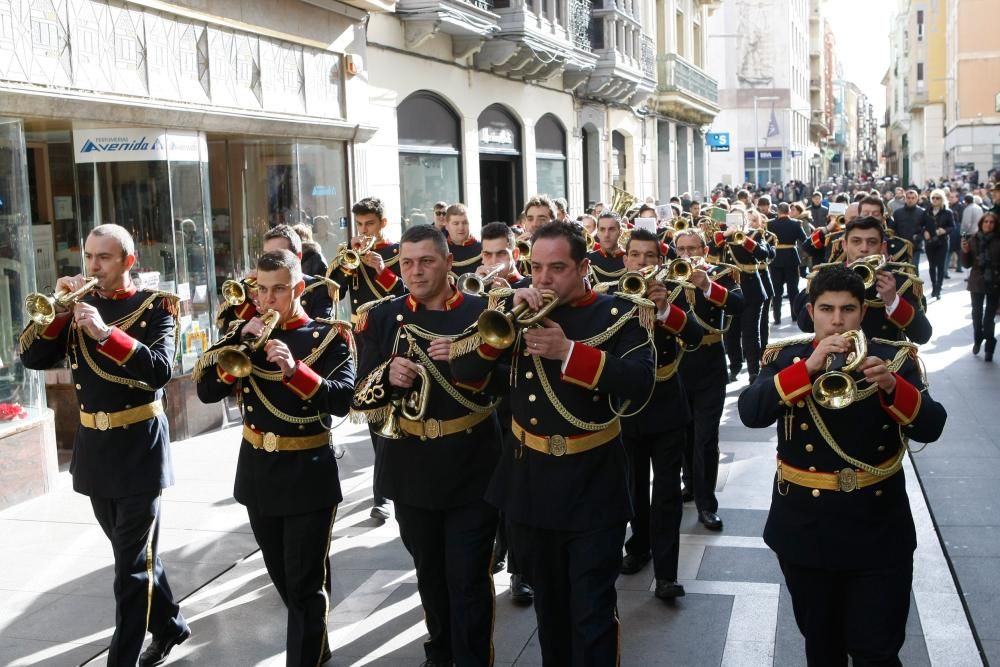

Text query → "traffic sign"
[707,132,730,148]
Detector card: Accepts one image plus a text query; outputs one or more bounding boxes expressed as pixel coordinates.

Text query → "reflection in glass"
[536,158,567,201]
[399,154,461,232]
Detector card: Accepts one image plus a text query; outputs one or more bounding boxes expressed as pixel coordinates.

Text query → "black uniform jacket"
[450,289,656,532]
[738,336,946,569]
[794,265,931,344]
[195,314,355,515]
[19,288,179,498]
[587,246,627,283]
[711,228,772,303]
[327,240,406,317]
[449,238,484,277]
[216,275,336,334]
[767,216,808,268]
[351,290,501,510]
[679,264,745,373]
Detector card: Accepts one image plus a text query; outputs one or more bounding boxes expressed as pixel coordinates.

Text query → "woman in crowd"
[926,189,955,299]
[961,211,1000,361]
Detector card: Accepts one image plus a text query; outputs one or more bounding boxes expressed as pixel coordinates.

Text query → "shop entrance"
[480,157,518,225]
[478,105,522,226]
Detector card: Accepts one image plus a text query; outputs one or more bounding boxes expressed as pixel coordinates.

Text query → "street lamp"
[753,95,779,188]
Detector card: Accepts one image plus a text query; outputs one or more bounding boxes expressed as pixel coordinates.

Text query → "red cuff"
[880,374,921,425]
[235,301,257,320]
[706,281,728,307]
[217,364,238,384]
[811,229,825,249]
[774,360,812,405]
[375,268,398,291]
[714,231,726,246]
[477,342,503,361]
[561,343,605,389]
[283,362,322,400]
[658,303,688,334]
[887,297,915,329]
[97,327,138,365]
[742,237,758,252]
[39,313,71,340]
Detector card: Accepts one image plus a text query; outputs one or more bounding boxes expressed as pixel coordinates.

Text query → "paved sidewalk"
[0,271,987,666]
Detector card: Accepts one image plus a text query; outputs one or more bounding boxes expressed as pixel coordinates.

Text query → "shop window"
[397,92,462,231]
[535,114,567,201]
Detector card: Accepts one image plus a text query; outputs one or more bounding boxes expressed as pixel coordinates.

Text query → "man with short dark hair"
[739,264,946,666]
[588,212,626,283]
[445,202,483,275]
[196,249,355,667]
[889,190,936,275]
[808,191,829,230]
[479,221,528,288]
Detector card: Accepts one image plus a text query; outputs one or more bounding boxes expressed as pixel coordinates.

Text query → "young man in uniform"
[739,265,946,665]
[20,224,190,667]
[445,202,483,276]
[195,249,355,666]
[588,211,627,284]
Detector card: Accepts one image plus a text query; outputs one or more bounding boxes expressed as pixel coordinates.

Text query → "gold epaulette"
[191,325,243,383]
[871,337,919,359]
[715,263,743,285]
[314,316,358,371]
[486,287,515,311]
[353,295,393,331]
[143,290,180,317]
[761,334,815,367]
[592,281,616,294]
[304,275,341,302]
[18,322,41,353]
[613,292,656,332]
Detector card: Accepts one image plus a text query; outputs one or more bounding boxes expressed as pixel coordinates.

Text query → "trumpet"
[730,230,746,244]
[217,310,280,378]
[336,236,377,272]
[673,218,690,232]
[618,265,658,296]
[477,293,561,349]
[516,239,532,262]
[374,342,431,440]
[457,264,506,295]
[583,228,597,252]
[811,330,867,410]
[848,255,913,290]
[25,277,99,326]
[221,277,257,307]
[660,257,695,282]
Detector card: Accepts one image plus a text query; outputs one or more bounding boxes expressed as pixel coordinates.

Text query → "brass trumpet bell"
[374,402,405,439]
[664,257,694,282]
[221,278,253,307]
[618,265,657,296]
[336,236,377,272]
[812,330,867,410]
[25,277,99,326]
[731,230,746,244]
[400,365,431,421]
[849,255,887,290]
[218,309,280,378]
[457,265,505,295]
[477,294,561,349]
[673,218,689,231]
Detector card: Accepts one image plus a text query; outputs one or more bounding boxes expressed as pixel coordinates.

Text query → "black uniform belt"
[398,411,490,440]
[511,419,620,457]
[80,400,164,431]
[777,456,900,493]
[242,426,329,453]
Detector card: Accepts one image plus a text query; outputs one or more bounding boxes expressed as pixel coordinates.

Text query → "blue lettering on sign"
[81,139,102,153]
[79,136,164,155]
[312,185,337,197]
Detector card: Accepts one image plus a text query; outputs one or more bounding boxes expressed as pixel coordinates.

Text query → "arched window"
[535,114,567,201]
[397,92,462,230]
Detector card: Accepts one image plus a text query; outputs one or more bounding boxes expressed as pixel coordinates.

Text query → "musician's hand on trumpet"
[352,234,384,272]
[389,355,424,389]
[690,267,710,291]
[804,333,853,377]
[523,319,570,361]
[858,356,896,394]
[263,339,297,377]
[875,269,897,305]
[645,280,669,313]
[426,338,453,362]
[74,301,112,341]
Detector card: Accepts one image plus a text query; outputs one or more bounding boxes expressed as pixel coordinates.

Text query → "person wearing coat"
[961,211,1000,361]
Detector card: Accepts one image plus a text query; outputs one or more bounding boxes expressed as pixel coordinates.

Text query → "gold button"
[250,424,256,430]
[313,331,320,338]
[528,394,536,402]
[530,417,538,425]
[243,387,250,394]
[593,395,600,402]
[800,423,809,431]
[793,357,801,363]
[875,489,883,496]
[611,307,619,315]
[523,349,531,356]
[882,424,890,430]
[299,425,305,430]
[80,404,84,410]
[71,363,78,369]
[353,298,358,304]
[140,321,147,328]
[125,404,131,409]
[796,400,805,408]
[811,489,820,498]
[808,466,816,472]
[75,383,81,389]
[396,314,404,322]
[878,445,885,452]
[805,444,814,452]
[246,405,253,412]
[525,371,534,379]
[148,304,154,310]
[312,347,317,353]
[882,324,888,330]
[302,406,309,411]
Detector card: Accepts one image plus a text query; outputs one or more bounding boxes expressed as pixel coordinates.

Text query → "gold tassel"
[638,303,655,332]
[449,332,484,360]
[18,323,39,353]
[349,406,390,425]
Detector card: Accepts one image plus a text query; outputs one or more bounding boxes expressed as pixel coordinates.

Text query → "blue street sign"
[707,132,730,148]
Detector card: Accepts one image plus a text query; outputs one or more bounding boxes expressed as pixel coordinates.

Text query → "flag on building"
[766,108,780,139]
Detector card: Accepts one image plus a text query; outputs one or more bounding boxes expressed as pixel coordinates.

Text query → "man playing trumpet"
[739,264,946,666]
[195,249,356,666]
[19,224,190,666]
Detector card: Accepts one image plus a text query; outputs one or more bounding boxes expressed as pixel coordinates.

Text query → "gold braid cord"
[192,326,242,382]
[405,330,495,414]
[18,323,39,353]
[448,332,484,360]
[760,334,816,367]
[486,288,515,312]
[247,376,322,424]
[251,324,345,381]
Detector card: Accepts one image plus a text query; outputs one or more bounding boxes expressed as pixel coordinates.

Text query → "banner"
[73,127,206,163]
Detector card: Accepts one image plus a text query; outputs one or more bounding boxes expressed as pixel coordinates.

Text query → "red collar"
[506,270,524,283]
[101,285,138,300]
[281,313,310,330]
[374,239,393,250]
[592,242,602,251]
[405,288,465,312]
[569,289,597,308]
[601,247,624,258]
[450,238,478,247]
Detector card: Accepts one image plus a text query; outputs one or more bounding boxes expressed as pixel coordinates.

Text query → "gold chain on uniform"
[247,376,322,424]
[250,326,342,381]
[404,330,495,414]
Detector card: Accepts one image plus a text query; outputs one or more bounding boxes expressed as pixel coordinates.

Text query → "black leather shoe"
[491,559,506,575]
[698,511,723,531]
[773,315,781,325]
[510,574,534,605]
[321,644,333,664]
[370,502,390,522]
[654,580,686,600]
[727,370,739,383]
[681,489,694,503]
[420,661,455,667]
[620,552,651,575]
[139,628,191,666]
[974,341,982,355]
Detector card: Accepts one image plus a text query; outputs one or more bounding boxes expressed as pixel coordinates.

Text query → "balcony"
[333,0,397,11]
[809,77,821,91]
[651,52,720,124]
[579,0,655,104]
[810,109,830,136]
[397,0,501,58]
[475,0,597,85]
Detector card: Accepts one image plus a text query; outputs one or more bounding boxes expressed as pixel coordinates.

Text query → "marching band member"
[445,203,483,276]
[195,249,355,667]
[450,221,655,665]
[588,211,627,283]
[351,225,501,666]
[768,203,808,324]
[20,224,190,667]
[673,229,744,531]
[612,229,703,600]
[794,216,932,345]
[517,195,557,276]
[478,222,529,288]
[739,264,946,665]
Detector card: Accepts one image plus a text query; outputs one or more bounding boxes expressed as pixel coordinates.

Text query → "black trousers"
[971,291,1000,351]
[623,429,685,581]
[493,514,524,575]
[90,493,187,667]
[509,520,625,666]
[246,505,337,667]
[779,557,912,667]
[368,426,386,505]
[726,298,764,377]
[760,296,772,351]
[927,245,948,296]
[395,499,498,666]
[681,351,726,514]
[769,265,800,321]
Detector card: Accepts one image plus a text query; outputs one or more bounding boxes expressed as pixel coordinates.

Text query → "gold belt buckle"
[838,468,858,493]
[423,419,442,440]
[94,411,111,431]
[548,435,567,457]
[262,432,279,453]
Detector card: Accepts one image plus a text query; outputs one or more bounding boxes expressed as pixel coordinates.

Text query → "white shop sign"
[73,128,206,163]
